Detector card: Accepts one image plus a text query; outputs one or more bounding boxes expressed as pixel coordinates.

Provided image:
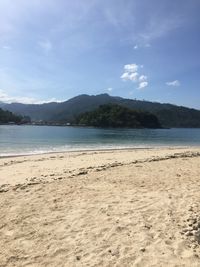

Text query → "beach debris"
[108,248,119,256]
[77,170,88,175]
[185,231,193,237]
[182,207,200,245]
[0,184,9,193]
[144,223,152,230]
[194,229,200,243]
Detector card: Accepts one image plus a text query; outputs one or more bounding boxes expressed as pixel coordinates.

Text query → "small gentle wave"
[0,144,157,157]
[0,125,200,157]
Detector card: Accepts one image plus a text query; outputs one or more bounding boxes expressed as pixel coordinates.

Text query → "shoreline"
[1,144,199,159]
[0,146,200,188]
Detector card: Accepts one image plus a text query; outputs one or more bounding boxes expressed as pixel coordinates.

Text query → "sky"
[0,0,200,109]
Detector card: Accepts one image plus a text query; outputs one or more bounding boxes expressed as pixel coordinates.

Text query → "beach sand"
[0,147,200,266]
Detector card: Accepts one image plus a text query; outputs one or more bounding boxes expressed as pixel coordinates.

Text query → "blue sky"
[0,0,199,109]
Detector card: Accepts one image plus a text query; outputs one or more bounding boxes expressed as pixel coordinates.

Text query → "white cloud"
[121,63,148,89]
[38,39,52,53]
[121,64,139,82]
[121,72,130,81]
[133,45,138,50]
[129,72,138,81]
[166,80,180,87]
[124,63,138,73]
[121,72,138,82]
[0,89,62,104]
[138,81,148,89]
[107,87,113,92]
[139,75,147,82]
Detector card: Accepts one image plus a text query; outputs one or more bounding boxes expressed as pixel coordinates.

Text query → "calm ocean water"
[0,125,200,156]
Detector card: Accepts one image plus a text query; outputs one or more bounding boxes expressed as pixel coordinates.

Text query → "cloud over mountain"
[121,64,148,89]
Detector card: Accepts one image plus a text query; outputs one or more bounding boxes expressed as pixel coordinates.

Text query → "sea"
[0,125,200,157]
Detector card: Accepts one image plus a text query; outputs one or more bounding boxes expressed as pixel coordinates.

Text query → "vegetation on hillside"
[0,108,30,124]
[75,104,162,128]
[1,94,200,127]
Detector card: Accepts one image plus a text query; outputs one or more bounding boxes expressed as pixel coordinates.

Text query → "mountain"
[1,94,200,127]
[0,101,7,108]
[1,102,60,121]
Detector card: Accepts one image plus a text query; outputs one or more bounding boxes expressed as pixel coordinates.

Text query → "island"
[75,104,162,128]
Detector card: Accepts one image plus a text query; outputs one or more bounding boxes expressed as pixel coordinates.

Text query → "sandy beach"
[0,147,200,266]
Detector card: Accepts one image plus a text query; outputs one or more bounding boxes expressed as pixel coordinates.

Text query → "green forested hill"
[0,108,22,123]
[76,104,162,128]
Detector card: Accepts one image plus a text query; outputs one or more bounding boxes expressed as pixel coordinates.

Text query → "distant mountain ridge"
[1,94,200,127]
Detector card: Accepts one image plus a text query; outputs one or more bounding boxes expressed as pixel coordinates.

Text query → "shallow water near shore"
[0,125,200,156]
